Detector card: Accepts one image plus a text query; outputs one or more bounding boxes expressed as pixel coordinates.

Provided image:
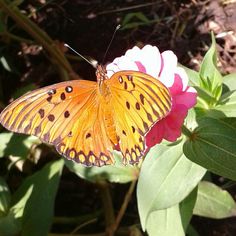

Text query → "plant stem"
[0,32,35,44]
[98,181,115,234]
[109,180,137,235]
[181,125,192,138]
[53,210,101,225]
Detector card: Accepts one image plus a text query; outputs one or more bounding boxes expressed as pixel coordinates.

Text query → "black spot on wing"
[86,133,91,139]
[140,94,145,105]
[34,125,41,135]
[38,109,45,118]
[135,102,140,110]
[124,81,128,90]
[60,92,66,100]
[47,96,52,103]
[126,101,130,109]
[65,86,73,93]
[47,89,56,96]
[132,126,135,133]
[48,114,55,122]
[64,110,70,118]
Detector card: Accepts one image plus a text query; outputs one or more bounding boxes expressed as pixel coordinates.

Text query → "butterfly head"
[96,64,111,96]
[96,64,109,82]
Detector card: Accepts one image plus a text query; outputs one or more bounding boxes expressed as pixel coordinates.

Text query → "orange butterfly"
[0,65,171,166]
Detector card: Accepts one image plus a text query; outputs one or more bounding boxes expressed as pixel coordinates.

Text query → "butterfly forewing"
[107,70,171,164]
[0,80,115,166]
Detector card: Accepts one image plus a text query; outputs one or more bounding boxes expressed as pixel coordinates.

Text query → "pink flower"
[106,45,197,148]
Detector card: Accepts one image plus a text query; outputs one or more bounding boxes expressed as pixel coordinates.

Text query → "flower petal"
[106,56,138,78]
[105,44,198,149]
[159,50,177,87]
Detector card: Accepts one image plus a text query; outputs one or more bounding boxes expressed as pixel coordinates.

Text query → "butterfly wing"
[106,70,172,164]
[0,80,115,166]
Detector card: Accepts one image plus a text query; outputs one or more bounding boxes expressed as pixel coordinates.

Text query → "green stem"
[197,96,210,109]
[0,32,35,44]
[53,211,101,225]
[0,0,75,76]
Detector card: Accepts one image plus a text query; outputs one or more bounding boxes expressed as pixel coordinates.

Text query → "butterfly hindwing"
[107,71,172,164]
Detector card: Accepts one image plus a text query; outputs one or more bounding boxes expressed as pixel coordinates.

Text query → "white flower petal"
[159,50,177,87]
[186,86,197,93]
[139,45,162,78]
[106,55,138,78]
[175,67,189,91]
[124,46,141,60]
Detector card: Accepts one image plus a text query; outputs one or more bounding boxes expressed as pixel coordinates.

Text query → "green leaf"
[65,151,139,183]
[195,86,217,109]
[184,108,199,130]
[12,159,64,236]
[183,117,236,180]
[146,204,185,236]
[179,187,198,231]
[199,32,222,101]
[0,132,40,159]
[137,140,206,229]
[186,225,200,236]
[0,211,21,236]
[222,73,236,93]
[178,64,216,109]
[0,178,34,235]
[214,90,236,117]
[0,177,11,216]
[193,181,236,218]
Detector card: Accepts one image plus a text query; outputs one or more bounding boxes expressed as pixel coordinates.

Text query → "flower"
[106,45,197,148]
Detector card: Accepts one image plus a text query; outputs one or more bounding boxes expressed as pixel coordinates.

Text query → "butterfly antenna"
[102,24,121,64]
[64,43,97,68]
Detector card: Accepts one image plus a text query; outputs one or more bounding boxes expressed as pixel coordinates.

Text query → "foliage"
[0,1,236,236]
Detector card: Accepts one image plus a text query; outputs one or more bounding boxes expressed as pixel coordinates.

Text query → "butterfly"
[0,65,172,166]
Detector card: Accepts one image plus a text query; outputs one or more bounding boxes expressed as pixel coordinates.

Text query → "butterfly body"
[0,65,172,166]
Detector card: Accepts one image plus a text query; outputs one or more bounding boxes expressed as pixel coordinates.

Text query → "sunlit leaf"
[146,204,185,236]
[10,159,64,236]
[199,32,222,102]
[222,73,236,93]
[193,181,236,218]
[0,132,40,159]
[214,90,236,117]
[137,140,206,229]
